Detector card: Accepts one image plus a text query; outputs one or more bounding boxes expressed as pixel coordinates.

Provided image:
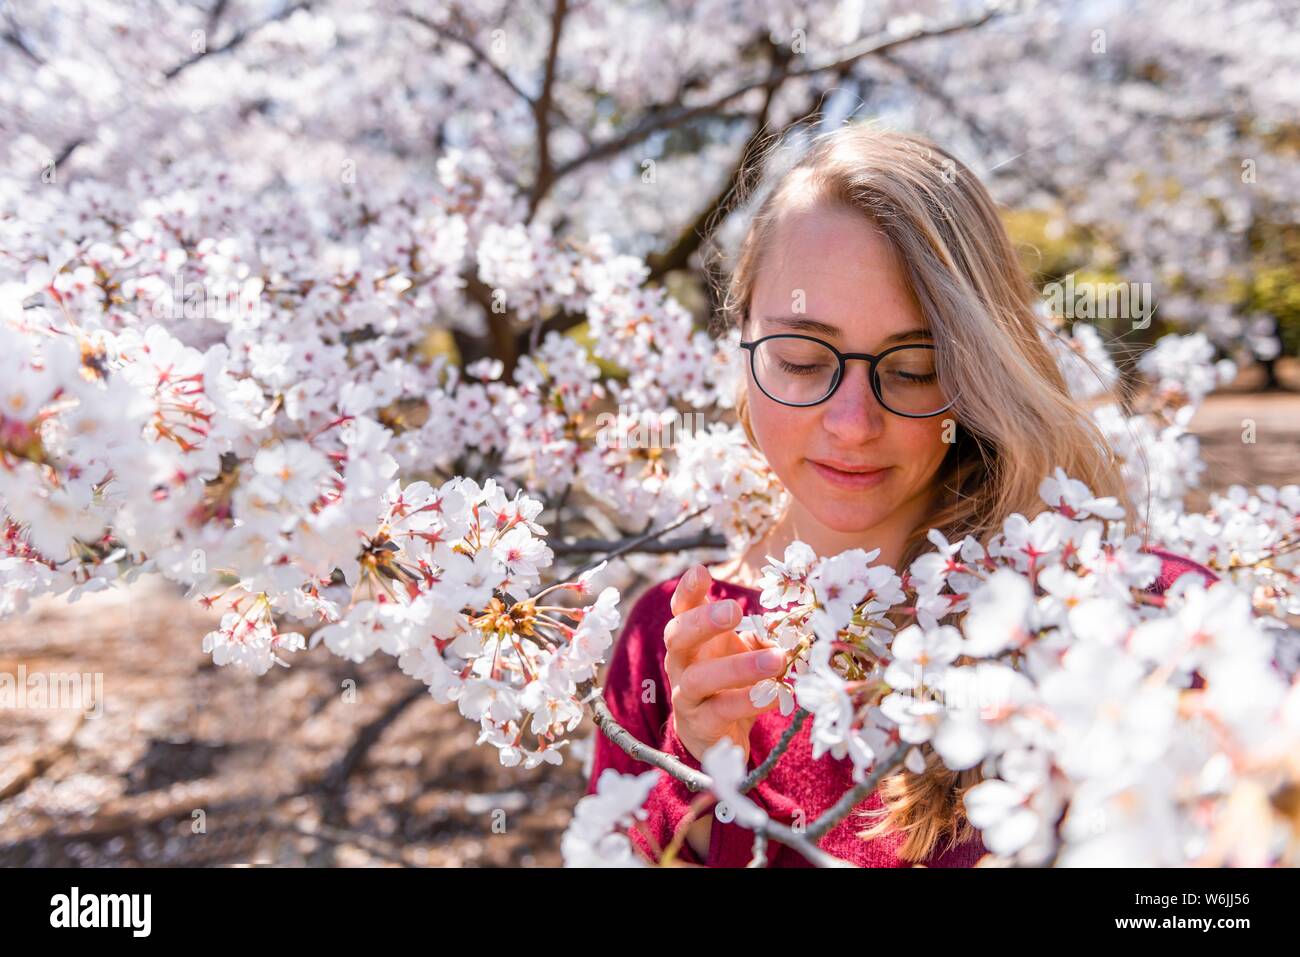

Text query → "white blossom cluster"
[664,422,791,552]
[562,768,659,867]
[0,147,797,778]
[2,0,1297,869]
[1153,484,1300,673]
[573,468,1299,866]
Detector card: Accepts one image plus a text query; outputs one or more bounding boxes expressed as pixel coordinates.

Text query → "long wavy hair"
[710,121,1149,863]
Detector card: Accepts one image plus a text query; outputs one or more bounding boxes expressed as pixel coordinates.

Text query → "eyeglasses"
[739,333,957,417]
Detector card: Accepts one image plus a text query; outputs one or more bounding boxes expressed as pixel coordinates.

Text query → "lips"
[807,458,891,490]
[811,459,886,473]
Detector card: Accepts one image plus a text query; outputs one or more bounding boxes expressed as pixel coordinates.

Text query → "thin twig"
[402,8,534,107]
[52,1,315,171]
[563,505,713,578]
[579,678,712,791]
[805,742,912,840]
[2,4,43,65]
[758,818,853,866]
[553,530,726,560]
[647,48,862,281]
[527,0,569,218]
[554,8,1009,182]
[740,707,808,793]
[164,0,314,80]
[581,682,857,866]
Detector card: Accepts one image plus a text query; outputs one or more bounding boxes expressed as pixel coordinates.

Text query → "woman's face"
[744,201,952,542]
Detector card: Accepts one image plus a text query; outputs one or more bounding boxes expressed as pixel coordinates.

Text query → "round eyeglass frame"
[739,333,958,418]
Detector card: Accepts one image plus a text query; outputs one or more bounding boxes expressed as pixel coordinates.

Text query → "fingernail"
[709,600,734,626]
[757,648,785,673]
[687,565,702,589]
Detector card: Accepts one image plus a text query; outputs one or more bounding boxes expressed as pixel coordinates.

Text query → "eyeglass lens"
[751,337,948,415]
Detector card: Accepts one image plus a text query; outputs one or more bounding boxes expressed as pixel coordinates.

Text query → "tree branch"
[52,1,315,171]
[552,529,726,560]
[404,2,580,214]
[759,817,853,866]
[460,273,524,373]
[645,58,862,282]
[580,678,712,790]
[559,505,717,577]
[740,707,808,793]
[163,0,314,80]
[553,7,1009,184]
[579,678,852,867]
[527,0,569,219]
[402,8,535,108]
[2,6,43,65]
[645,40,790,279]
[513,307,586,357]
[805,741,911,840]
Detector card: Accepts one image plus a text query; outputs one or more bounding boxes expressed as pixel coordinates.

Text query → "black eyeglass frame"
[738,333,958,418]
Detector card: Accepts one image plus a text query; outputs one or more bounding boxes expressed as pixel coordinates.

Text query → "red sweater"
[585,547,1219,867]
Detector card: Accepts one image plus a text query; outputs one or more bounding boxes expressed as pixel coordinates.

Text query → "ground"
[1,385,1297,866]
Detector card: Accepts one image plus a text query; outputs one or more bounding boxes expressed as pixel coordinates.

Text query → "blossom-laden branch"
[578,677,710,792]
[3,0,1299,872]
[576,677,866,867]
[566,467,1300,867]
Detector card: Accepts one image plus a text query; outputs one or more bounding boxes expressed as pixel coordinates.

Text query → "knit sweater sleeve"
[584,578,714,865]
[1146,546,1220,593]
[1146,547,1221,691]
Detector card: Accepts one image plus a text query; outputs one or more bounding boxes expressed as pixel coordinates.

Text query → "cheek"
[746,388,807,464]
[896,419,951,468]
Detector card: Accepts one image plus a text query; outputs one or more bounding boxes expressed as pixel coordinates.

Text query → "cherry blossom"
[0,0,1296,869]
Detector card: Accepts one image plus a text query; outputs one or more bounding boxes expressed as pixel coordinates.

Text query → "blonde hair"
[712,122,1147,862]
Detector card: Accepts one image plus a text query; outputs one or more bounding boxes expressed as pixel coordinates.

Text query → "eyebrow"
[759,315,933,346]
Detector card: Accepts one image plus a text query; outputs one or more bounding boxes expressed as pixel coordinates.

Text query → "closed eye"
[778,359,831,376]
[886,370,937,383]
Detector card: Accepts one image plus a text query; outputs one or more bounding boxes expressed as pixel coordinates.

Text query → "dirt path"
[0,580,587,866]
[1185,391,1300,511]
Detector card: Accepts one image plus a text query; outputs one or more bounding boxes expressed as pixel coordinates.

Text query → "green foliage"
[1002,208,1092,284]
[1241,265,1300,356]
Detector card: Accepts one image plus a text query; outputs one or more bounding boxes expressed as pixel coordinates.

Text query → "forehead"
[750,201,926,341]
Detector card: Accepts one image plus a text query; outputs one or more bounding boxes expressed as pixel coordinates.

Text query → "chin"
[821,509,894,530]
[799,498,893,534]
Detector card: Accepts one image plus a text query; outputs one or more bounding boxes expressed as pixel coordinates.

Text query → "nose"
[820,359,886,443]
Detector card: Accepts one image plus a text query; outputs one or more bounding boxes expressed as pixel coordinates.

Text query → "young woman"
[584,124,1218,867]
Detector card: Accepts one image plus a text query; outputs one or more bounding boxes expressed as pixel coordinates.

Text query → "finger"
[666,600,770,680]
[667,625,743,687]
[697,627,770,669]
[703,686,784,725]
[698,629,750,661]
[677,647,788,707]
[669,563,711,617]
[664,597,741,664]
[699,609,773,660]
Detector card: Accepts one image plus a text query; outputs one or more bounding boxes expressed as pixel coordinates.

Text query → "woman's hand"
[665,563,787,767]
